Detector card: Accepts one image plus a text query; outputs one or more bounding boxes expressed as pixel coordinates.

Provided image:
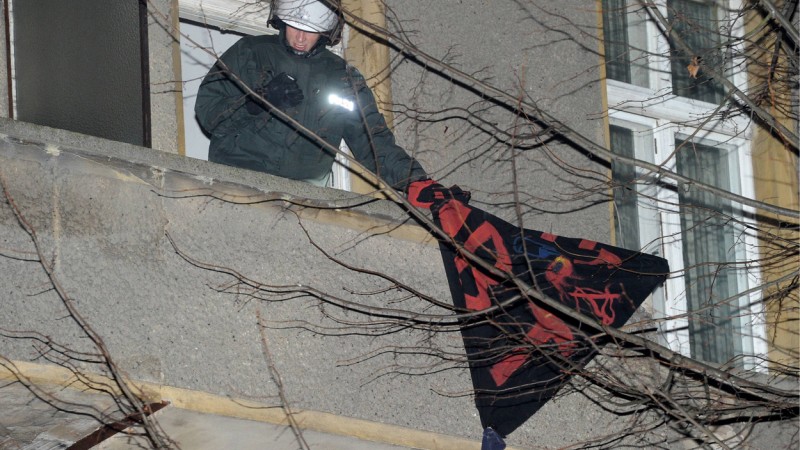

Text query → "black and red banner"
[432,196,669,438]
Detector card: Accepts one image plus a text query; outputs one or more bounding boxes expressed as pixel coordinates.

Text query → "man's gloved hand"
[264,72,303,109]
[406,179,470,209]
[245,72,304,115]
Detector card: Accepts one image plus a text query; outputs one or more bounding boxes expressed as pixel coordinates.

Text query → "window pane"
[603,0,632,83]
[610,125,641,250]
[602,0,650,87]
[667,0,725,103]
[676,139,743,366]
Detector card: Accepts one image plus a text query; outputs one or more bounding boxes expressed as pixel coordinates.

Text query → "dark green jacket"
[195,34,426,189]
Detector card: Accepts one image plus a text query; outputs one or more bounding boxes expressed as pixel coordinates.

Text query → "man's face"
[285,25,321,53]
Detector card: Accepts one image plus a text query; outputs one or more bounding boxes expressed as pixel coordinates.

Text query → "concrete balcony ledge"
[0,118,429,238]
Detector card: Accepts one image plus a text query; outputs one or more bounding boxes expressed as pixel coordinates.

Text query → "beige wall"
[745,3,799,369]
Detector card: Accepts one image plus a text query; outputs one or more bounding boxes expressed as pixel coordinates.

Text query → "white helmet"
[271,0,338,33]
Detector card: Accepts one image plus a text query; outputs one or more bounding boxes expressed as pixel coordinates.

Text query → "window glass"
[602,0,649,87]
[603,0,632,83]
[605,0,763,368]
[610,125,641,251]
[667,0,726,103]
[676,139,744,365]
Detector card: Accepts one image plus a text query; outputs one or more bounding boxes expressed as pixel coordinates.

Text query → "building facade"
[0,1,796,448]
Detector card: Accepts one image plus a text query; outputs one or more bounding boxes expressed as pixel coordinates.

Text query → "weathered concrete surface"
[385,0,611,241]
[146,0,183,155]
[0,120,796,449]
[0,120,451,423]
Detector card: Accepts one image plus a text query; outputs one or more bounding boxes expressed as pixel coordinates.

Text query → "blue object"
[481,427,506,450]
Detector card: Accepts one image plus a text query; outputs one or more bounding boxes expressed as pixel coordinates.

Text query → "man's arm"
[194,39,261,137]
[341,66,428,190]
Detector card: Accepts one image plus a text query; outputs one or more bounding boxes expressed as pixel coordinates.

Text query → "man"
[195,0,427,190]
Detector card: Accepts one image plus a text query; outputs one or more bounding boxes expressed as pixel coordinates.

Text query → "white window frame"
[179,0,272,35]
[607,0,750,133]
[608,111,767,370]
[605,0,767,370]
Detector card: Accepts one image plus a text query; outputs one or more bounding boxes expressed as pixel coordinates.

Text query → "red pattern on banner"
[438,200,470,237]
[489,299,579,386]
[439,201,625,387]
[489,353,528,386]
[439,202,512,311]
[489,250,626,386]
[463,222,512,271]
[544,256,574,289]
[541,232,557,242]
[569,286,619,325]
[578,248,623,268]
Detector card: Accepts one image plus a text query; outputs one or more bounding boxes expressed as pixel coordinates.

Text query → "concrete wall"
[0,119,453,427]
[0,118,634,449]
[384,0,610,239]
[147,0,184,154]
